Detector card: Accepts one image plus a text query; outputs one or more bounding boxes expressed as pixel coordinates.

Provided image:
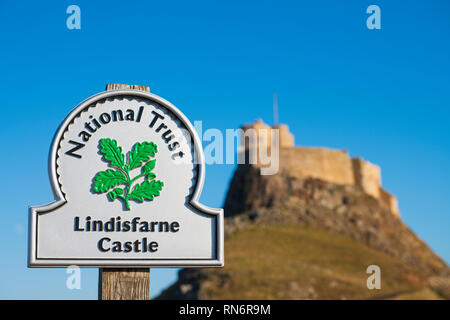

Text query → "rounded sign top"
[29,89,223,267]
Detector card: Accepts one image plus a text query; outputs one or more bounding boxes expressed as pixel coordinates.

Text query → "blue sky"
[0,0,449,299]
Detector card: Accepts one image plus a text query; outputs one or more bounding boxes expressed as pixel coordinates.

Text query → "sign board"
[28,89,224,267]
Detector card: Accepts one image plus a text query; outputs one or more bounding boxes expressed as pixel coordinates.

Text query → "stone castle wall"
[379,188,398,216]
[241,120,399,216]
[352,157,381,199]
[279,148,354,186]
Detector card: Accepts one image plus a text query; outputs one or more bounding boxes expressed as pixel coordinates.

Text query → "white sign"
[28,89,224,267]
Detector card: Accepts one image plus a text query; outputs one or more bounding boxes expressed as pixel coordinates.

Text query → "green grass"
[202,225,429,299]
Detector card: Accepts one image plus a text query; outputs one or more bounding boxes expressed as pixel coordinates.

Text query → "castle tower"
[239,119,399,217]
[241,119,294,151]
[241,119,271,151]
[273,124,294,148]
[352,157,381,199]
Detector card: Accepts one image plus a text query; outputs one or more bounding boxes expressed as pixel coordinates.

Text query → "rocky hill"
[157,165,450,300]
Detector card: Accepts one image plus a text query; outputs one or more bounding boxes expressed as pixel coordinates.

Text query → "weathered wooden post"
[99,268,149,300]
[28,83,224,300]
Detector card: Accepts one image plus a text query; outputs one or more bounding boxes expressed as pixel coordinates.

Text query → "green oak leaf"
[108,190,117,201]
[128,142,157,170]
[142,159,156,174]
[92,138,163,210]
[99,138,125,168]
[108,187,124,201]
[93,169,127,193]
[128,180,164,202]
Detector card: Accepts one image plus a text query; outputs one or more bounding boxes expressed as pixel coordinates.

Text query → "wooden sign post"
[99,268,149,300]
[99,84,150,300]
[28,83,224,300]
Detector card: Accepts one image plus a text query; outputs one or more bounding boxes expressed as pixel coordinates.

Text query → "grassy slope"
[201,225,435,299]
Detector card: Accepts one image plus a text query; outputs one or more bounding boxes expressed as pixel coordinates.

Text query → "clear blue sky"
[0,0,449,299]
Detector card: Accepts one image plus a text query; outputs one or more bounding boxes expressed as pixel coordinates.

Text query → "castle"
[241,119,400,216]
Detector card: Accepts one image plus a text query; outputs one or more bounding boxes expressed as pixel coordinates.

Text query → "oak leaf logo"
[92,138,164,210]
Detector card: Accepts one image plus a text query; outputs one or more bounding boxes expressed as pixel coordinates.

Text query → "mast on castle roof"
[273,91,279,127]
